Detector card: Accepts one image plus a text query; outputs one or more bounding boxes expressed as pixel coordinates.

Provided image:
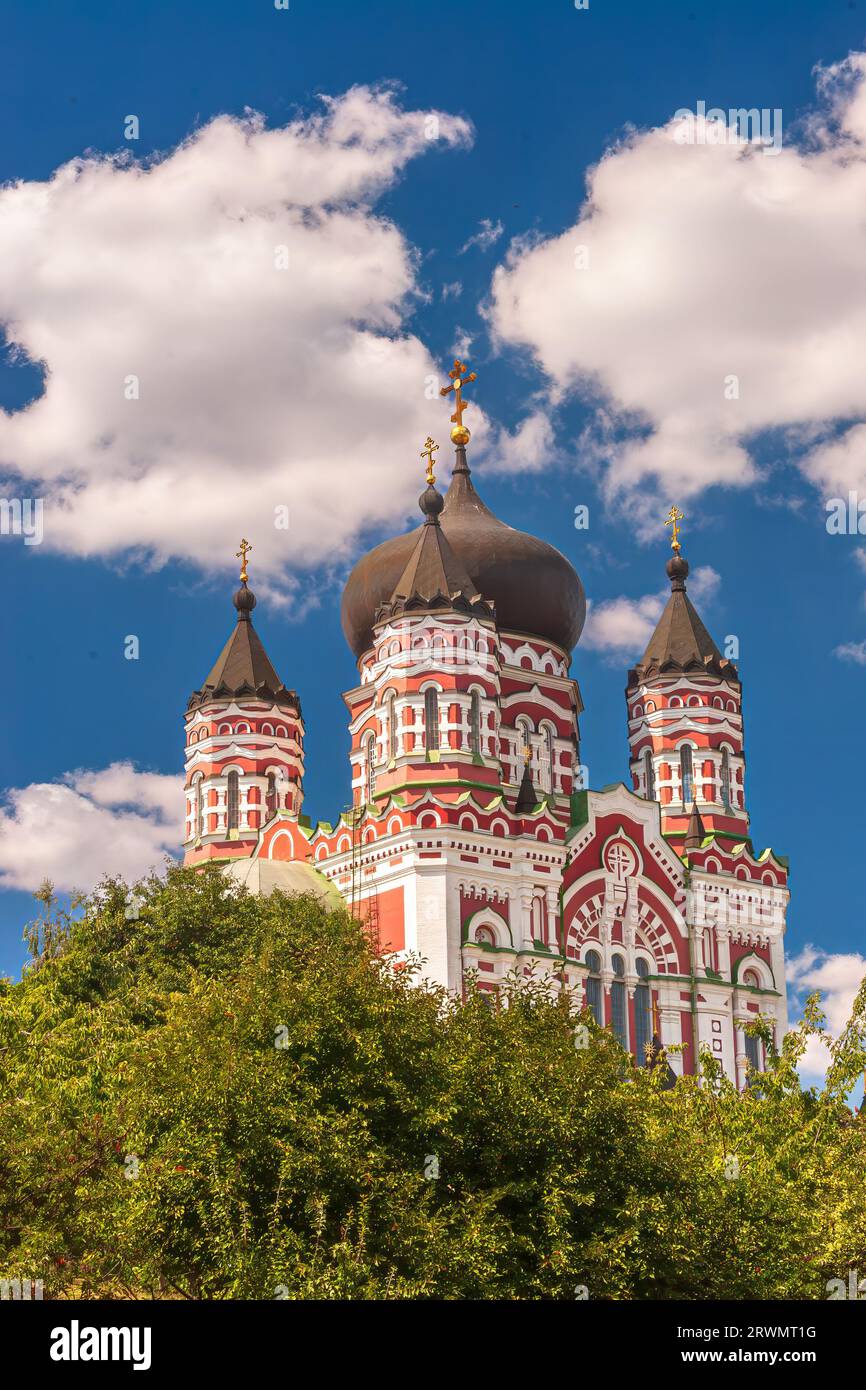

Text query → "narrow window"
[703,928,713,972]
[365,732,376,803]
[721,747,731,811]
[530,896,545,945]
[680,745,694,806]
[611,953,628,1049]
[227,770,239,831]
[469,691,481,755]
[194,776,203,839]
[644,748,655,800]
[544,725,555,793]
[424,688,439,752]
[635,958,652,1064]
[266,771,277,819]
[744,1032,761,1073]
[585,949,603,1026]
[387,691,398,761]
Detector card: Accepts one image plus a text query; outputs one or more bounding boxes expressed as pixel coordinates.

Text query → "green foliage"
[1,865,864,1300]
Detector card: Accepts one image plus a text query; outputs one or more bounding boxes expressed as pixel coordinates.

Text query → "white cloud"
[787,946,866,1085]
[833,639,866,664]
[582,564,720,656]
[489,408,557,475]
[487,52,866,510]
[441,280,463,301]
[459,217,504,255]
[0,86,472,593]
[803,423,866,501]
[0,762,181,893]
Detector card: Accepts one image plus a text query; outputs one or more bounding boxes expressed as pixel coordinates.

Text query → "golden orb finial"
[665,505,684,553]
[420,436,439,486]
[236,537,252,583]
[440,357,477,445]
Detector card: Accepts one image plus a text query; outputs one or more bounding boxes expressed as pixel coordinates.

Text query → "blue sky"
[1,0,864,1073]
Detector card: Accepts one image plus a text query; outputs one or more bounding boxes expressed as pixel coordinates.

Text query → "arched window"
[475,924,496,947]
[469,691,481,755]
[721,747,731,811]
[742,968,760,988]
[266,771,277,819]
[680,744,694,805]
[543,725,555,793]
[585,949,603,1026]
[611,953,628,1049]
[193,775,203,839]
[424,688,439,752]
[643,748,655,800]
[227,770,240,831]
[703,928,714,972]
[365,732,376,803]
[530,896,545,945]
[516,717,532,771]
[635,958,652,1065]
[387,691,398,761]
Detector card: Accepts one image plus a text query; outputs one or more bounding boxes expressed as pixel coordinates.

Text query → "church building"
[181,360,789,1087]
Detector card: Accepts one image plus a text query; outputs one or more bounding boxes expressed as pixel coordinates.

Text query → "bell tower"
[626,510,749,853]
[183,540,304,865]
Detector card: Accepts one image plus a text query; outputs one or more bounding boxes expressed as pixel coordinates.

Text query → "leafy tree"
[1,865,864,1299]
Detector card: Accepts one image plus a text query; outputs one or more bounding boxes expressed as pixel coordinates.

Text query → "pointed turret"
[683,801,706,852]
[183,541,305,864]
[626,508,749,848]
[629,551,737,685]
[188,544,299,712]
[515,747,538,814]
[375,473,493,626]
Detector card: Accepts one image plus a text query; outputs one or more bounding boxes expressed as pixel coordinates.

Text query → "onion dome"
[629,550,738,686]
[187,543,301,713]
[341,445,586,659]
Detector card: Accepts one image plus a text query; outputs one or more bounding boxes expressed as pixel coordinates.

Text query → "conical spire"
[375,443,494,626]
[187,541,299,712]
[683,801,706,852]
[515,746,538,814]
[630,515,737,683]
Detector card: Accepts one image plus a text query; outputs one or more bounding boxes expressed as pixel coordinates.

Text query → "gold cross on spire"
[420,436,439,486]
[439,358,477,445]
[236,537,252,583]
[665,505,684,553]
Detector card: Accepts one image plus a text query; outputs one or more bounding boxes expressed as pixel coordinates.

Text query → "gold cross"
[236,537,252,583]
[665,505,684,553]
[523,743,532,766]
[420,436,439,486]
[440,358,477,443]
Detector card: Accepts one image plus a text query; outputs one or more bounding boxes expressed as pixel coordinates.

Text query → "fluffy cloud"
[582,564,720,657]
[0,763,181,893]
[787,946,866,1086]
[0,87,472,594]
[488,52,866,510]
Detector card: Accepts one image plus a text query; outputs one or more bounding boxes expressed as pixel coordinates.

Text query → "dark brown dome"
[341,447,586,659]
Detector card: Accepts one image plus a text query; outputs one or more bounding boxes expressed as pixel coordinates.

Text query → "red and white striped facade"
[183,696,304,866]
[182,455,789,1088]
